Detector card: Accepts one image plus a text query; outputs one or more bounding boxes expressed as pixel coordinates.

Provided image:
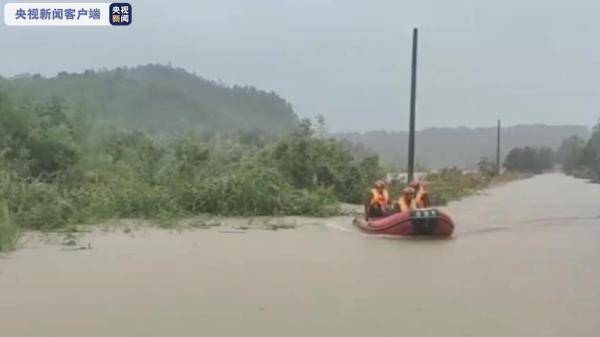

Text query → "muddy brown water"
[1,173,599,337]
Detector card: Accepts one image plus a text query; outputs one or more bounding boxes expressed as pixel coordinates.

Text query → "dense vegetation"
[557,121,600,181]
[0,89,383,250]
[503,146,555,174]
[0,64,299,134]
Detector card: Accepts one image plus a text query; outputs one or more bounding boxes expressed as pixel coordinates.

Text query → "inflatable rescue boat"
[353,208,454,237]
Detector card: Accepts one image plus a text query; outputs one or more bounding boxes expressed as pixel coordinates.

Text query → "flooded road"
[1,173,599,337]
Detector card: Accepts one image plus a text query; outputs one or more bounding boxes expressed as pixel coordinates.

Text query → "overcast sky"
[1,0,599,132]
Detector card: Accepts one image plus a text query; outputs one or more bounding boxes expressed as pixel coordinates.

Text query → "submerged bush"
[424,167,492,206]
[270,119,383,204]
[182,162,338,216]
[0,198,18,252]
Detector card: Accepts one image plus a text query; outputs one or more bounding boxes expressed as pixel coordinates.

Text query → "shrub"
[424,167,491,206]
[183,162,338,216]
[270,119,383,204]
[0,198,18,252]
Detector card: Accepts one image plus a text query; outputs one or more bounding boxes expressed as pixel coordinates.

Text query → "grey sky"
[1,0,599,132]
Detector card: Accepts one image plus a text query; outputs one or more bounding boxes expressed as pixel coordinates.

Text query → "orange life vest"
[415,187,429,208]
[370,188,389,208]
[398,196,417,212]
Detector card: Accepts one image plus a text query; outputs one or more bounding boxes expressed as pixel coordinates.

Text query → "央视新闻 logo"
[109,3,131,25]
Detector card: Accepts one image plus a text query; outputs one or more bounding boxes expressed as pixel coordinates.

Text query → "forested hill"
[0,64,299,134]
[336,124,590,170]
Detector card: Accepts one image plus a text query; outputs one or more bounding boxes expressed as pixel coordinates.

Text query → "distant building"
[385,172,427,183]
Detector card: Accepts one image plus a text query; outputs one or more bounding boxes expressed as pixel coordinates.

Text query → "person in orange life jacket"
[397,187,418,212]
[364,180,390,219]
[408,180,429,208]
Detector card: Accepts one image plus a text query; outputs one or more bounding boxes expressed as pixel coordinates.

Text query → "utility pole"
[407,28,418,182]
[496,119,501,176]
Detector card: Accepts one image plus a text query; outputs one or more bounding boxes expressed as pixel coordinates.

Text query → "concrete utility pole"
[407,28,418,182]
[496,119,501,176]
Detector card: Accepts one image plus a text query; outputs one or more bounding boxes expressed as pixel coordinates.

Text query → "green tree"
[582,121,600,180]
[537,147,555,171]
[0,94,78,178]
[503,146,554,174]
[271,120,383,203]
[557,135,586,174]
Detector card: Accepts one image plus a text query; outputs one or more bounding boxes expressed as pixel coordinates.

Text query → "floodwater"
[1,173,599,337]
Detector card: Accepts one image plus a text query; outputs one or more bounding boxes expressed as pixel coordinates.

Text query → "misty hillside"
[336,125,590,170]
[0,64,299,134]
